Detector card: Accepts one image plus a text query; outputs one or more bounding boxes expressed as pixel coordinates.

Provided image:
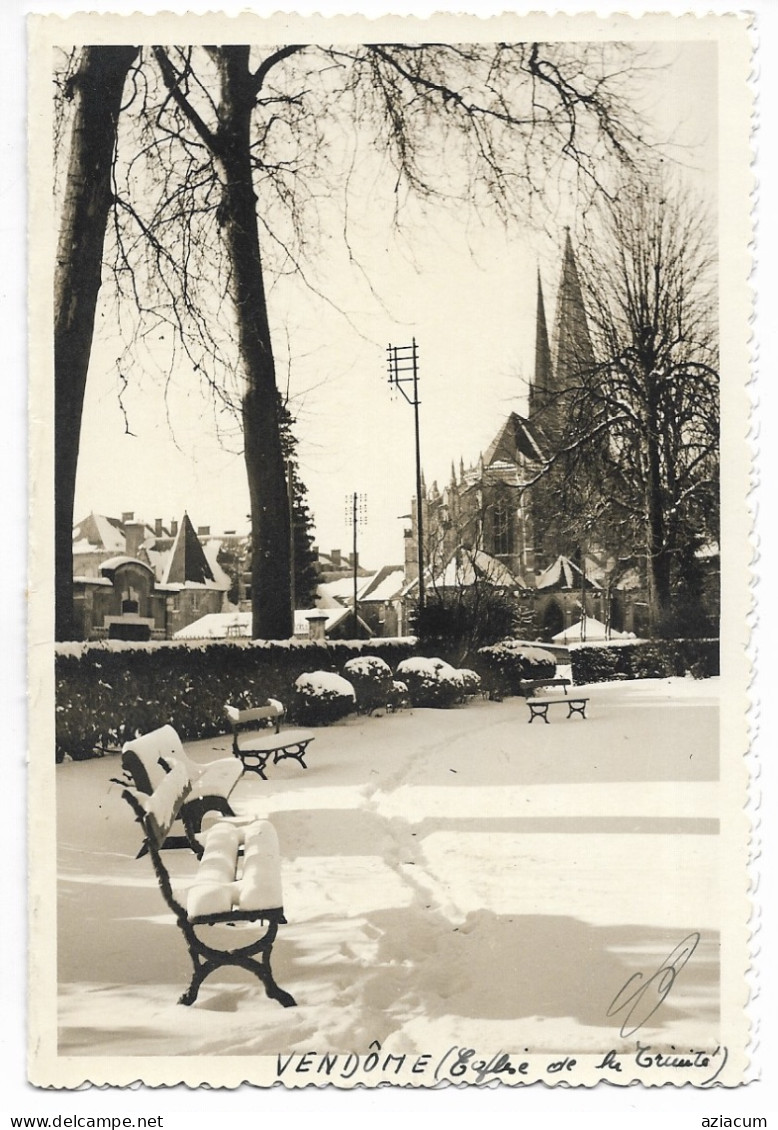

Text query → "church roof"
[483,411,544,467]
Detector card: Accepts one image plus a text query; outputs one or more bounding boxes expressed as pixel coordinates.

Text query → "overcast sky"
[72,36,718,570]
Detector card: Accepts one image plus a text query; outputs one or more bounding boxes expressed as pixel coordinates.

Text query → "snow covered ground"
[56,677,721,1063]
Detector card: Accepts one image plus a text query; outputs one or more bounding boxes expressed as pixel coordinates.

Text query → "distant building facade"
[72,511,231,640]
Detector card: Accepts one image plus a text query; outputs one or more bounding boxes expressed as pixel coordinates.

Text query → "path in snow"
[55,678,721,1059]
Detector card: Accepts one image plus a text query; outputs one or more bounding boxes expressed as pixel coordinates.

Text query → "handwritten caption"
[276,1041,728,1086]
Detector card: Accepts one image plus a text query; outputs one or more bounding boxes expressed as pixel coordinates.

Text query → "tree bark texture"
[54,46,139,640]
[213,48,292,639]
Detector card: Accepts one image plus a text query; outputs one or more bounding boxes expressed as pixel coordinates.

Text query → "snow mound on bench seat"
[187,819,283,918]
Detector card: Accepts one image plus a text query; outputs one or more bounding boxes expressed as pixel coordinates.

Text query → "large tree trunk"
[214,48,292,639]
[54,46,139,640]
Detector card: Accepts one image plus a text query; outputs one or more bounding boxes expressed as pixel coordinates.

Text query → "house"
[354,565,407,637]
[72,511,231,640]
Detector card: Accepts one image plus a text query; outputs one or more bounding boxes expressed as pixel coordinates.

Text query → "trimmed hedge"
[55,637,416,761]
[570,638,719,685]
[475,639,556,699]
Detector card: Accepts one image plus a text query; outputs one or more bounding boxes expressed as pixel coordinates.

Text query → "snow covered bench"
[121,757,296,1008]
[519,677,572,697]
[527,695,589,723]
[120,724,243,851]
[224,702,315,780]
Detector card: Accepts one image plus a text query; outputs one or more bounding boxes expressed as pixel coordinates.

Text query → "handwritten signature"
[607,932,700,1037]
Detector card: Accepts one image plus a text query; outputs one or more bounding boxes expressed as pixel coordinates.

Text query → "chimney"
[306,611,329,641]
[197,525,210,537]
[331,549,341,568]
[121,511,134,524]
[125,521,145,559]
[171,519,178,537]
[154,518,163,538]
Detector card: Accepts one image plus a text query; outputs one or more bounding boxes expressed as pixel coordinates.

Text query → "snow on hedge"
[396,656,462,683]
[343,656,393,679]
[395,656,466,707]
[294,671,356,699]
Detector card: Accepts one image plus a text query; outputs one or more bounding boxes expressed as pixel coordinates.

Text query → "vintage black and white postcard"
[27,8,754,1092]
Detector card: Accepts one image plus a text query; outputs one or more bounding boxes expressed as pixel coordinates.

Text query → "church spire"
[552,229,594,390]
[530,268,553,420]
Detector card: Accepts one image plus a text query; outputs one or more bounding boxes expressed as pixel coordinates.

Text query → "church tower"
[529,270,553,421]
[527,230,596,570]
[552,230,594,396]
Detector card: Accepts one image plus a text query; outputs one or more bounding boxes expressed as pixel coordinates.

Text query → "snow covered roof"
[552,616,634,644]
[72,512,127,555]
[358,566,405,602]
[162,513,227,590]
[315,576,370,607]
[99,555,155,578]
[293,606,370,636]
[428,548,525,591]
[173,612,252,640]
[536,555,602,592]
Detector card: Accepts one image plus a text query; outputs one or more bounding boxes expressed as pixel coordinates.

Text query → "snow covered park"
[56,676,722,1067]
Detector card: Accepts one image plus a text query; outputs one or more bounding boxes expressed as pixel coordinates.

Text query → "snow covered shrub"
[457,668,482,697]
[343,656,394,714]
[395,657,465,708]
[475,639,556,699]
[387,680,410,711]
[293,671,356,725]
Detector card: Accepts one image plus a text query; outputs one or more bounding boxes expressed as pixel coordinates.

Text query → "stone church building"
[405,232,649,641]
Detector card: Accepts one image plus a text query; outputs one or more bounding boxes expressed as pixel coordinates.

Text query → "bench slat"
[236,728,315,754]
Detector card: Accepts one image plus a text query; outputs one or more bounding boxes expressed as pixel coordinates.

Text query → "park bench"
[519,677,572,697]
[120,757,297,1009]
[120,724,243,852]
[526,695,589,723]
[224,701,315,781]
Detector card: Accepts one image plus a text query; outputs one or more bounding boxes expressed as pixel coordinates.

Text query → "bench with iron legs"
[121,758,296,1009]
[225,702,315,781]
[527,695,590,723]
[119,724,243,854]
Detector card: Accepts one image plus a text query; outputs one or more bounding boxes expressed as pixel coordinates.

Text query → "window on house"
[121,586,140,615]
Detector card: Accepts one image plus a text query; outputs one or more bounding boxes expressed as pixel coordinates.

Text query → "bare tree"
[54,40,654,639]
[54,46,139,640]
[551,178,719,634]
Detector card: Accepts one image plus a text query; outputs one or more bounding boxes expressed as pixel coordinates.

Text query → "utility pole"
[287,460,295,620]
[387,338,424,611]
[345,492,367,636]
